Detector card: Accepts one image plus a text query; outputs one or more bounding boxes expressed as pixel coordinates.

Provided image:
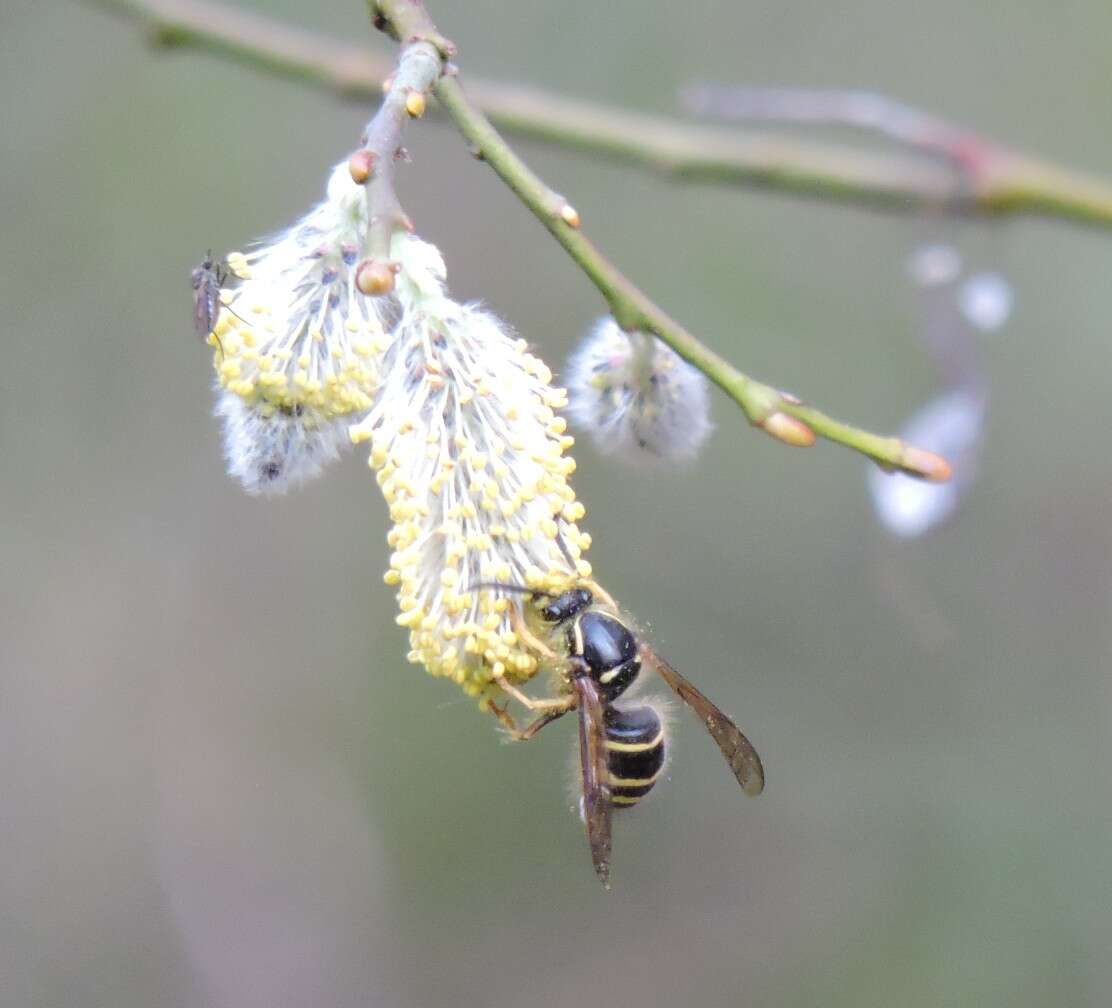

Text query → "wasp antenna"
[468,580,553,598]
[554,528,577,570]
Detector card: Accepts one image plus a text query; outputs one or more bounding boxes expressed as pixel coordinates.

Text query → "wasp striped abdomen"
[604,705,666,808]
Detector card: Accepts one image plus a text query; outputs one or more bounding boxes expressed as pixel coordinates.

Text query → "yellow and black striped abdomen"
[604,705,666,808]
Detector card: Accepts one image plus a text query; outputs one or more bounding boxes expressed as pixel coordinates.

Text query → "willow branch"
[430,73,948,478]
[91,0,1112,230]
[355,1,945,476]
[349,36,444,294]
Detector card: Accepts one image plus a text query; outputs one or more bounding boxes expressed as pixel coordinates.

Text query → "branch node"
[410,32,457,61]
[372,1,456,61]
[612,306,643,332]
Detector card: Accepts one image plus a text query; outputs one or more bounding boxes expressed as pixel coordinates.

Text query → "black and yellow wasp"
[484,582,765,887]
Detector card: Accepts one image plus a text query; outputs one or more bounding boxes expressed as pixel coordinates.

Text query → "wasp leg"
[581,578,618,612]
[494,673,574,714]
[509,604,558,661]
[517,707,572,741]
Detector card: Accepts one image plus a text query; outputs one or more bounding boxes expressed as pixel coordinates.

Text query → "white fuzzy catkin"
[213,392,351,496]
[348,237,593,698]
[564,318,712,463]
[207,161,392,495]
[868,388,986,538]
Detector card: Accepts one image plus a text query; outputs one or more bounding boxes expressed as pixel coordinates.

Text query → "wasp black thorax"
[534,588,642,703]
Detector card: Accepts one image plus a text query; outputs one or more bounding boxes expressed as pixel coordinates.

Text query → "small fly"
[191,251,231,352]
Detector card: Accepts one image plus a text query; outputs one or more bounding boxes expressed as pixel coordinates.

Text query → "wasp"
[483,583,765,887]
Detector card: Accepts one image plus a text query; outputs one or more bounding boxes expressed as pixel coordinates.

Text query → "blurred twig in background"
[682,86,999,186]
[94,0,1112,229]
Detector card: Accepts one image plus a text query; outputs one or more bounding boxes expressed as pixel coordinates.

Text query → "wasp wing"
[643,645,765,797]
[571,673,613,888]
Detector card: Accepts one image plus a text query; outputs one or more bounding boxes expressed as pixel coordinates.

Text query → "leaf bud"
[559,203,581,228]
[348,149,376,184]
[898,445,953,483]
[356,258,397,296]
[761,411,816,447]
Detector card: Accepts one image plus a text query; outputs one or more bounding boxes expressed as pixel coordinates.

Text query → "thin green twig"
[370,0,950,478]
[432,72,948,477]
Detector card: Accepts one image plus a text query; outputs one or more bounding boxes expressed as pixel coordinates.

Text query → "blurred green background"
[4,1,1112,1005]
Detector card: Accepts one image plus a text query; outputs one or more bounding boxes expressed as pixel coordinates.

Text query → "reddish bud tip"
[348,149,376,184]
[899,446,953,483]
[355,259,396,296]
[762,411,816,447]
[559,203,581,229]
[405,91,427,119]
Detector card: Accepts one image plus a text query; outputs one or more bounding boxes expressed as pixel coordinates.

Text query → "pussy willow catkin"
[208,161,592,701]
